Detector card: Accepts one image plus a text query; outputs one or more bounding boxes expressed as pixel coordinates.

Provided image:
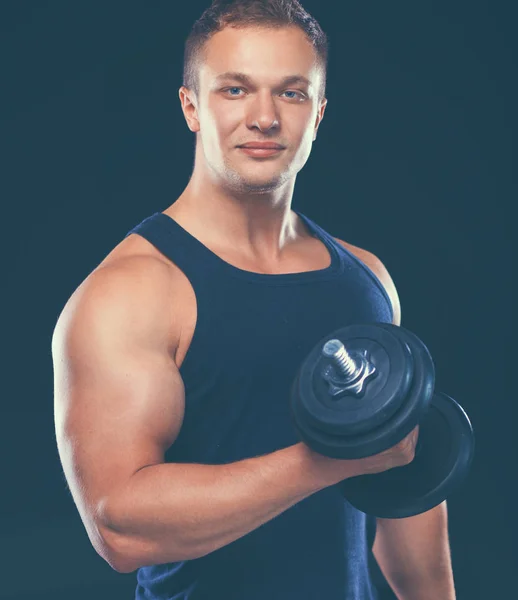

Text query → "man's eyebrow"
[214,72,312,87]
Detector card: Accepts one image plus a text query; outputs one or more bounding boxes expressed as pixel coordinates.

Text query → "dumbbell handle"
[322,340,361,378]
[322,339,377,397]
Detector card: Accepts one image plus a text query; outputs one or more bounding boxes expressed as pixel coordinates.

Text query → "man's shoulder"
[333,237,376,267]
[54,238,185,350]
[333,237,401,325]
[88,232,191,298]
[97,230,173,272]
[85,244,178,307]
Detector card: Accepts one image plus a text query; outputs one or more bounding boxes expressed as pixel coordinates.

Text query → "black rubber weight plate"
[339,392,475,518]
[296,324,413,437]
[290,324,434,460]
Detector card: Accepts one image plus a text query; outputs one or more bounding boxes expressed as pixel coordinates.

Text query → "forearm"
[99,442,350,571]
[373,503,455,600]
[387,566,456,600]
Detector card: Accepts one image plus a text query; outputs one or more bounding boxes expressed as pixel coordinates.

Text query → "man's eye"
[282,90,304,99]
[224,87,244,96]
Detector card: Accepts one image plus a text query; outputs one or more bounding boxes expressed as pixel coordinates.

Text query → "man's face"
[182,25,327,194]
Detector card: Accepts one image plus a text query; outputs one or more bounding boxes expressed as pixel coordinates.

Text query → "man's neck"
[164,185,304,263]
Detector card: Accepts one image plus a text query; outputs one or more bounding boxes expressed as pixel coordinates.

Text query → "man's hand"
[302,425,419,488]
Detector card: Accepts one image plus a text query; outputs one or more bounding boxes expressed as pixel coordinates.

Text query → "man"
[52,1,456,598]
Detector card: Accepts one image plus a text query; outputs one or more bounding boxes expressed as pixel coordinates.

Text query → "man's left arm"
[334,238,456,599]
[373,502,456,599]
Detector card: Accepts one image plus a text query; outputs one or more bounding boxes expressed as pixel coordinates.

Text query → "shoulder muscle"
[334,237,401,325]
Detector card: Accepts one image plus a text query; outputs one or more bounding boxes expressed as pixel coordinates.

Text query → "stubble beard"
[222,157,292,195]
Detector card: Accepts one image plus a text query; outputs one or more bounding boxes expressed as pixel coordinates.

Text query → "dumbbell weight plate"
[338,392,475,518]
[291,323,435,459]
[291,324,414,444]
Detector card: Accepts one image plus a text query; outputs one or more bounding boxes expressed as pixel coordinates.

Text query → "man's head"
[179,0,329,194]
[183,0,328,103]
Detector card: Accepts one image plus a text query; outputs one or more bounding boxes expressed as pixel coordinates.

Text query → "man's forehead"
[199,26,319,80]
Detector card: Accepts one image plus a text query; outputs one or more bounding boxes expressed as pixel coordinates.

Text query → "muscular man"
[52,1,455,598]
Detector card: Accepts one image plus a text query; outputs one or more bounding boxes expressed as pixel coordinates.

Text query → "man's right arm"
[51,257,340,573]
[52,256,417,574]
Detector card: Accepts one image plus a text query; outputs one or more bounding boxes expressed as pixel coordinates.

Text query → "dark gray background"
[1,1,515,598]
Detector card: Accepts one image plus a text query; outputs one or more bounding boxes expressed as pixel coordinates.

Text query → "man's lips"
[237,143,286,149]
[237,143,286,157]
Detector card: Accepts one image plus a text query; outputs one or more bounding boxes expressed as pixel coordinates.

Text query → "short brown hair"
[183,0,329,101]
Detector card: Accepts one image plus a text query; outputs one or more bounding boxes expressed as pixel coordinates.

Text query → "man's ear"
[179,86,201,133]
[313,97,328,141]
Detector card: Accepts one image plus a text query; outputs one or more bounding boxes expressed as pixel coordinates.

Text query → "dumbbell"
[290,322,474,519]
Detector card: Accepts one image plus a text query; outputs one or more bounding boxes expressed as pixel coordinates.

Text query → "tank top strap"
[125,212,211,288]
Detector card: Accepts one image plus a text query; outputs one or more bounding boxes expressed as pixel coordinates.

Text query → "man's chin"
[236,178,284,194]
[232,170,290,192]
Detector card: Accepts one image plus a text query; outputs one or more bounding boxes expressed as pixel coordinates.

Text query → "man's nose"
[246,92,280,132]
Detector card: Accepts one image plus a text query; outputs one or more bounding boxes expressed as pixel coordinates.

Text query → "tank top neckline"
[152,209,342,283]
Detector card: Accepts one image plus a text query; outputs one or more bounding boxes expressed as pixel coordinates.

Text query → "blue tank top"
[124,209,393,600]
